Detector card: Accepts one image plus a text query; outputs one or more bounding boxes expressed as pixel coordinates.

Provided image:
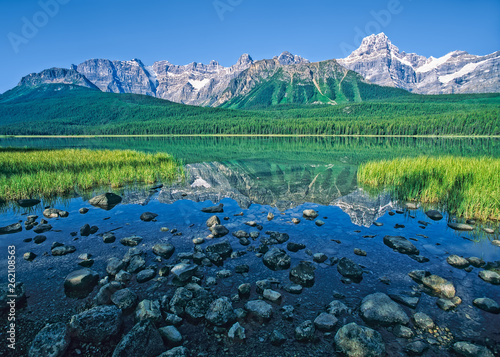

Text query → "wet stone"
[137,268,156,283]
[295,320,315,342]
[354,248,367,256]
[315,220,325,226]
[447,222,474,231]
[313,253,328,263]
[111,320,164,357]
[393,324,413,339]
[405,341,428,355]
[283,284,303,294]
[23,252,37,261]
[103,232,116,243]
[383,235,419,255]
[245,300,273,322]
[262,248,291,271]
[89,193,122,210]
[473,297,500,314]
[478,270,500,284]
[170,263,198,282]
[425,210,443,221]
[232,230,249,239]
[270,329,286,346]
[136,299,162,322]
[327,300,350,316]
[421,274,456,299]
[64,268,99,298]
[235,264,249,274]
[80,224,91,236]
[127,255,146,274]
[228,322,246,340]
[388,290,420,309]
[412,312,434,329]
[33,235,47,244]
[159,326,182,345]
[302,209,318,220]
[437,296,462,311]
[52,245,76,256]
[69,305,122,343]
[140,212,158,222]
[314,312,337,331]
[289,261,315,287]
[287,242,306,252]
[28,322,70,357]
[205,297,236,326]
[447,255,470,269]
[111,288,138,310]
[263,289,282,304]
[238,283,251,298]
[334,322,385,357]
[205,240,232,259]
[409,254,429,263]
[33,224,52,234]
[153,243,175,259]
[201,203,224,213]
[452,341,494,357]
[360,292,409,326]
[120,235,143,247]
[337,257,363,281]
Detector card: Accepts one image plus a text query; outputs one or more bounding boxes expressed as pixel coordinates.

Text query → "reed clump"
[0,148,182,201]
[358,156,500,221]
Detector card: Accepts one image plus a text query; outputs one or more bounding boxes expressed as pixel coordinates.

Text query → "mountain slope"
[216,58,411,109]
[0,83,498,136]
[338,33,500,94]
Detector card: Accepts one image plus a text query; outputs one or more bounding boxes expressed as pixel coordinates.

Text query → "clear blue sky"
[0,0,499,93]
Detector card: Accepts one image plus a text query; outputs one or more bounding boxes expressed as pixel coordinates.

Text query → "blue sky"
[0,0,499,93]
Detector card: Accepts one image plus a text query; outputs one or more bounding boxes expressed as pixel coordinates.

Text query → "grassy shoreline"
[358,156,500,221]
[3,134,500,138]
[0,148,183,202]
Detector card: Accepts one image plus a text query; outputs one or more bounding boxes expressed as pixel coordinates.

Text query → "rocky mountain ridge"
[338,33,500,94]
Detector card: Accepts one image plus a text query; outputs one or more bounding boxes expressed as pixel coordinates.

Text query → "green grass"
[0,148,183,201]
[358,156,500,221]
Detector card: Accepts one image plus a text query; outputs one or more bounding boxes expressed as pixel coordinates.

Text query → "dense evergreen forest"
[0,84,498,136]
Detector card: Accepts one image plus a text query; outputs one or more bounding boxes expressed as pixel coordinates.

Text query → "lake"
[0,136,499,357]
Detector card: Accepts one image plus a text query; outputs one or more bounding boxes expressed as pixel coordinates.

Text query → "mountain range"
[7,33,500,109]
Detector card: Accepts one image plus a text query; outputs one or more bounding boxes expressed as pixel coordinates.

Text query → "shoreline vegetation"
[358,156,500,221]
[3,134,500,138]
[0,149,183,202]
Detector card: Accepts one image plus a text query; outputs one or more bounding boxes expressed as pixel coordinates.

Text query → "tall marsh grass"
[0,148,183,201]
[358,156,500,221]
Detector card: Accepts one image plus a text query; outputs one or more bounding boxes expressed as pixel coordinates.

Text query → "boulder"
[337,257,363,281]
[89,193,122,210]
[64,269,99,298]
[334,323,385,357]
[383,236,419,255]
[205,297,236,326]
[28,322,70,357]
[360,292,409,326]
[170,263,198,282]
[111,321,164,357]
[289,261,315,287]
[0,223,22,235]
[111,288,138,310]
[473,298,500,314]
[69,305,122,342]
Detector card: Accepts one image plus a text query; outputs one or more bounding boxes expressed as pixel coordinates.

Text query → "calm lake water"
[0,136,499,356]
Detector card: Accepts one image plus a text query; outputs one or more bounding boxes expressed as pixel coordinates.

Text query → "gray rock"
[216,269,232,279]
[327,300,350,316]
[334,322,385,357]
[425,210,443,220]
[447,255,470,269]
[115,270,132,283]
[412,312,434,329]
[205,297,236,326]
[43,208,68,218]
[185,291,215,322]
[17,198,41,207]
[107,257,125,276]
[263,289,282,304]
[448,222,474,231]
[33,235,47,244]
[159,326,182,345]
[140,212,158,221]
[452,341,494,357]
[89,193,122,210]
[436,296,462,311]
[28,322,70,357]
[473,297,500,314]
[102,232,116,243]
[314,312,338,331]
[360,292,409,326]
[383,236,419,255]
[388,290,420,309]
[157,347,189,357]
[33,224,52,234]
[287,242,306,252]
[478,270,500,284]
[111,288,138,310]
[64,268,99,298]
[266,231,290,243]
[315,220,325,226]
[79,207,89,214]
[421,274,456,298]
[120,235,143,247]
[137,268,156,283]
[111,321,164,357]
[405,341,428,355]
[169,287,193,315]
[235,264,250,274]
[171,263,198,282]
[209,224,229,238]
[337,257,363,281]
[205,240,232,259]
[206,215,220,227]
[245,300,273,322]
[233,230,249,238]
[201,203,224,213]
[69,305,122,342]
[127,255,146,274]
[269,329,286,346]
[136,299,162,322]
[0,222,22,235]
[263,248,291,271]
[295,320,315,342]
[238,283,251,298]
[303,209,318,219]
[289,261,315,287]
[228,322,246,340]
[354,248,367,256]
[283,284,303,294]
[51,245,76,256]
[80,224,91,236]
[24,252,37,261]
[313,253,328,263]
[468,257,485,268]
[94,282,123,305]
[393,324,413,339]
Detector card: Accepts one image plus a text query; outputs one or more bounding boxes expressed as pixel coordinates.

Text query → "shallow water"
[0,136,499,356]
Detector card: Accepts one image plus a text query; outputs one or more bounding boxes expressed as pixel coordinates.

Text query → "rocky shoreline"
[0,192,499,357]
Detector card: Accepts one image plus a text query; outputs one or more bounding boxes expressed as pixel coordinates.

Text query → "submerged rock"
[473,297,500,314]
[289,261,315,287]
[360,292,409,326]
[210,224,229,238]
[314,312,338,331]
[28,322,70,357]
[447,222,474,231]
[0,223,22,235]
[383,236,419,255]
[302,209,319,220]
[337,257,363,281]
[153,243,175,259]
[201,203,224,213]
[33,224,52,234]
[17,198,41,208]
[43,208,69,218]
[120,235,143,247]
[295,320,315,342]
[447,255,470,269]
[425,210,443,221]
[170,263,198,282]
[452,341,494,357]
[245,300,273,322]
[334,322,385,357]
[205,297,236,326]
[421,274,456,298]
[140,212,158,221]
[478,270,500,285]
[263,248,291,271]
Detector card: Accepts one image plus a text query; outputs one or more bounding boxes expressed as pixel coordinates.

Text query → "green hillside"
[0,84,498,136]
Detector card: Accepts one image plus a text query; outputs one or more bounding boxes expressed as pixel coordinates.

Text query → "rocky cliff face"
[338,33,500,94]
[19,68,98,89]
